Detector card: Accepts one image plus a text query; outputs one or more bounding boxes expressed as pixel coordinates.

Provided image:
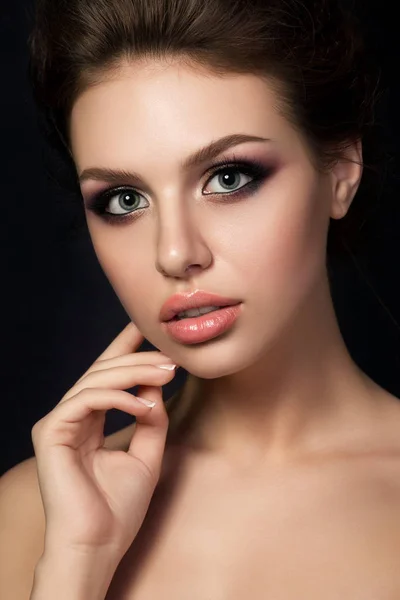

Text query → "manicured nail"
[158,364,177,370]
[136,396,156,408]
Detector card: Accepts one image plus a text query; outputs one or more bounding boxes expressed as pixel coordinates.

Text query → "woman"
[2,0,400,597]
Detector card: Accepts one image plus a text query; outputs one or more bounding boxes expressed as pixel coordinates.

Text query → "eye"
[204,166,253,195]
[90,187,149,216]
[106,189,149,214]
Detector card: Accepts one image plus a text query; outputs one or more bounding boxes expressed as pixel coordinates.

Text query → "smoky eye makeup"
[83,154,278,225]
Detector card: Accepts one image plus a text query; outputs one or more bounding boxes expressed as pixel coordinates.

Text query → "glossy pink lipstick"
[160,290,242,344]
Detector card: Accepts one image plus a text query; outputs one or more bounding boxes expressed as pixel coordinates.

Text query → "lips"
[159,290,241,322]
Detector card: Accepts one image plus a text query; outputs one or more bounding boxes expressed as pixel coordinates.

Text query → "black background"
[1,0,399,476]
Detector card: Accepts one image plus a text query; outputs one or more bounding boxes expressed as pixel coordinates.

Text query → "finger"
[75,351,175,385]
[60,364,177,404]
[32,387,165,450]
[126,383,169,474]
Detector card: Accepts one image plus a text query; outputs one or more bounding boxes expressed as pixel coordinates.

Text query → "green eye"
[204,167,253,194]
[105,190,146,215]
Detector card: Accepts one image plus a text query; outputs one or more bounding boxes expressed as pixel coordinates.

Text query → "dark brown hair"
[28,0,385,259]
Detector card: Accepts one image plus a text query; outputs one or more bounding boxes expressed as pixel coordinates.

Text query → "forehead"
[69,60,296,169]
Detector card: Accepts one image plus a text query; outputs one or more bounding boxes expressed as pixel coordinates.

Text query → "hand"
[31,322,178,561]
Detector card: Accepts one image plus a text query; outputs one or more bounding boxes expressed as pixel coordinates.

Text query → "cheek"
[88,225,154,310]
[228,171,330,301]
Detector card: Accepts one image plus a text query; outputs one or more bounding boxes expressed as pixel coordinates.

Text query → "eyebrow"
[78,133,272,184]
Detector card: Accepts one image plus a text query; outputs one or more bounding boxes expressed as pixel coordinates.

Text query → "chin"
[166,335,265,380]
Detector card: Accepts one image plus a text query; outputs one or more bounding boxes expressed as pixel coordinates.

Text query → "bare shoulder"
[0,456,46,599]
[0,424,135,599]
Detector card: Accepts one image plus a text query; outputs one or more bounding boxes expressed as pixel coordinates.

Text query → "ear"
[329,139,363,220]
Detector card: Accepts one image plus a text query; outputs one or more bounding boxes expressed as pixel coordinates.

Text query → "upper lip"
[159,290,241,322]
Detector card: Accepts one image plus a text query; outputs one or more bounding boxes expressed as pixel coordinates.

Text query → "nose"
[155,201,212,279]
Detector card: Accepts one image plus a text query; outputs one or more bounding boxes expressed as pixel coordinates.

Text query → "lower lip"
[163,304,242,344]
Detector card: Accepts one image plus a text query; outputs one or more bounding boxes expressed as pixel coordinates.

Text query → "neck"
[167,271,383,466]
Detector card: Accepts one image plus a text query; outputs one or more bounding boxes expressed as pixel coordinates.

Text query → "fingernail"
[136,396,156,408]
[158,364,177,370]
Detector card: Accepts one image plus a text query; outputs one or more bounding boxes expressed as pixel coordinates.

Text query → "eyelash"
[86,157,273,225]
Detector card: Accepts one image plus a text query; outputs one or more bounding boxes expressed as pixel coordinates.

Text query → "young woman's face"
[69,60,347,378]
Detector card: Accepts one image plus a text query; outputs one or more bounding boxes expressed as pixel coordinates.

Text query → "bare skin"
[10,379,400,599]
[8,57,400,598]
[105,382,400,600]
[71,58,400,597]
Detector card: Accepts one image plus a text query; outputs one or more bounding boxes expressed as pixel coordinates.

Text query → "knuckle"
[59,392,71,403]
[73,386,98,400]
[94,356,106,366]
[31,421,40,439]
[31,416,46,434]
[31,418,50,445]
[78,370,97,384]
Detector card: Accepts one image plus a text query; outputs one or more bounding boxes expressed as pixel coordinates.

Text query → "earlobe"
[330,140,363,220]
